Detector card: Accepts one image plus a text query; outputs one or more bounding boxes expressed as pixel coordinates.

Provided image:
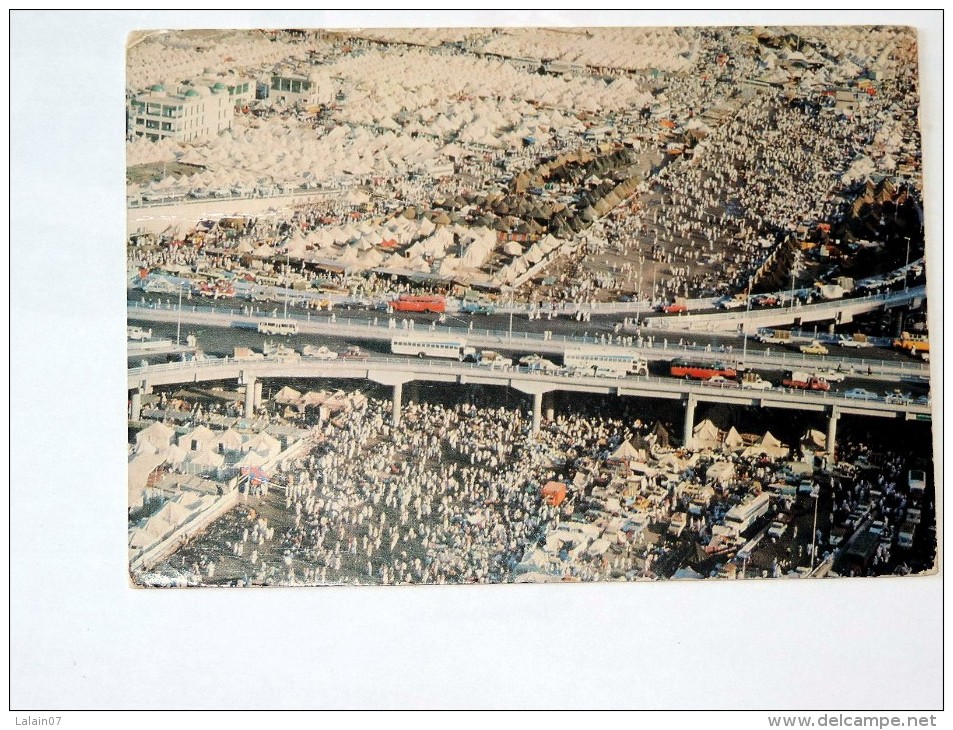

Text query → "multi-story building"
[196,74,256,109]
[268,68,336,106]
[127,82,233,142]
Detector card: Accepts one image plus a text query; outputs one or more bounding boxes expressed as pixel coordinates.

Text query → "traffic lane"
[129,289,921,365]
[128,319,928,402]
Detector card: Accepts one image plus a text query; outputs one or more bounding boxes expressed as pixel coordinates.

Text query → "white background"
[8,9,944,714]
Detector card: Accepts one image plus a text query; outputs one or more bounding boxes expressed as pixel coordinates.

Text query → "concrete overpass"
[127,357,932,456]
[127,302,931,382]
[639,285,927,333]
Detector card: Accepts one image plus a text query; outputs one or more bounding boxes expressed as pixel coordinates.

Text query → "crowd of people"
[135,377,932,588]
[129,26,922,313]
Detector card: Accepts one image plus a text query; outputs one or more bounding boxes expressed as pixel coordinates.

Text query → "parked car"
[799,340,829,355]
[844,387,878,400]
[768,521,788,538]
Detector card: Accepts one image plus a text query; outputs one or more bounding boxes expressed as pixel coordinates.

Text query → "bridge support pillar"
[532,391,543,435]
[545,392,555,423]
[827,407,840,462]
[683,394,697,448]
[130,391,142,421]
[254,381,263,409]
[244,375,256,418]
[392,382,403,427]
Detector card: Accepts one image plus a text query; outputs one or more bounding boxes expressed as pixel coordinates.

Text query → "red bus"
[670,359,737,380]
[391,295,446,313]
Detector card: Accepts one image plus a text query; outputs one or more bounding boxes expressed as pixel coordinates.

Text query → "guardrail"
[127,301,931,378]
[126,356,931,413]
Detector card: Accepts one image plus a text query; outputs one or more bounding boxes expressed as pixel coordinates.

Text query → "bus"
[723,492,771,535]
[892,331,929,354]
[670,359,737,380]
[391,295,447,314]
[258,320,298,336]
[391,335,476,361]
[564,346,648,377]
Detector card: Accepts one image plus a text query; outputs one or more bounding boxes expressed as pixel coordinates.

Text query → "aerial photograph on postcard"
[126,26,934,587]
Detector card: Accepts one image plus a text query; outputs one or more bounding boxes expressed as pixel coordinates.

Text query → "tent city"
[126,26,935,587]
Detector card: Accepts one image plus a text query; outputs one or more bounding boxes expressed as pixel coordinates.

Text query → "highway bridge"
[639,285,926,333]
[127,356,932,456]
[127,302,931,383]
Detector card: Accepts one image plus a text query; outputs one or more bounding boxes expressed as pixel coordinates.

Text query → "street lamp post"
[176,282,184,346]
[903,236,911,292]
[741,276,752,369]
[810,485,820,572]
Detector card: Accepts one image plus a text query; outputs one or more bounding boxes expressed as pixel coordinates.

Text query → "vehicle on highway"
[885,390,913,405]
[339,345,369,361]
[391,335,476,361]
[658,297,688,314]
[301,345,338,360]
[127,326,153,341]
[477,350,513,369]
[716,295,746,310]
[818,368,847,383]
[390,295,447,314]
[565,346,648,377]
[892,331,929,355]
[740,372,772,390]
[799,340,829,355]
[258,319,299,336]
[837,334,872,348]
[844,387,878,400]
[264,342,300,361]
[519,354,560,373]
[459,300,496,315]
[782,371,830,391]
[752,294,779,307]
[754,328,791,344]
[670,359,737,380]
[768,521,788,538]
[703,375,740,388]
[233,346,265,361]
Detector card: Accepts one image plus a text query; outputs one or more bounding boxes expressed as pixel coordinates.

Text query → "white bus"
[563,346,648,377]
[723,492,771,535]
[258,319,298,336]
[391,335,476,361]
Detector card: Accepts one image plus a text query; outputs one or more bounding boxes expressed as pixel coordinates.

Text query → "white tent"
[692,419,723,451]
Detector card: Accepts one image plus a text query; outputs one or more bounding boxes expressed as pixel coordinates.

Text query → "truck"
[740,372,772,390]
[477,350,513,369]
[837,334,872,349]
[659,297,688,314]
[754,328,792,344]
[783,371,830,391]
[893,331,929,355]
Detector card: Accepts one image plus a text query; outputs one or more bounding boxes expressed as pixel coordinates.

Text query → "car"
[799,340,829,356]
[703,375,740,388]
[302,345,338,360]
[768,521,788,538]
[339,345,369,361]
[838,336,872,349]
[885,391,913,405]
[819,369,847,383]
[844,388,878,400]
[869,520,885,536]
